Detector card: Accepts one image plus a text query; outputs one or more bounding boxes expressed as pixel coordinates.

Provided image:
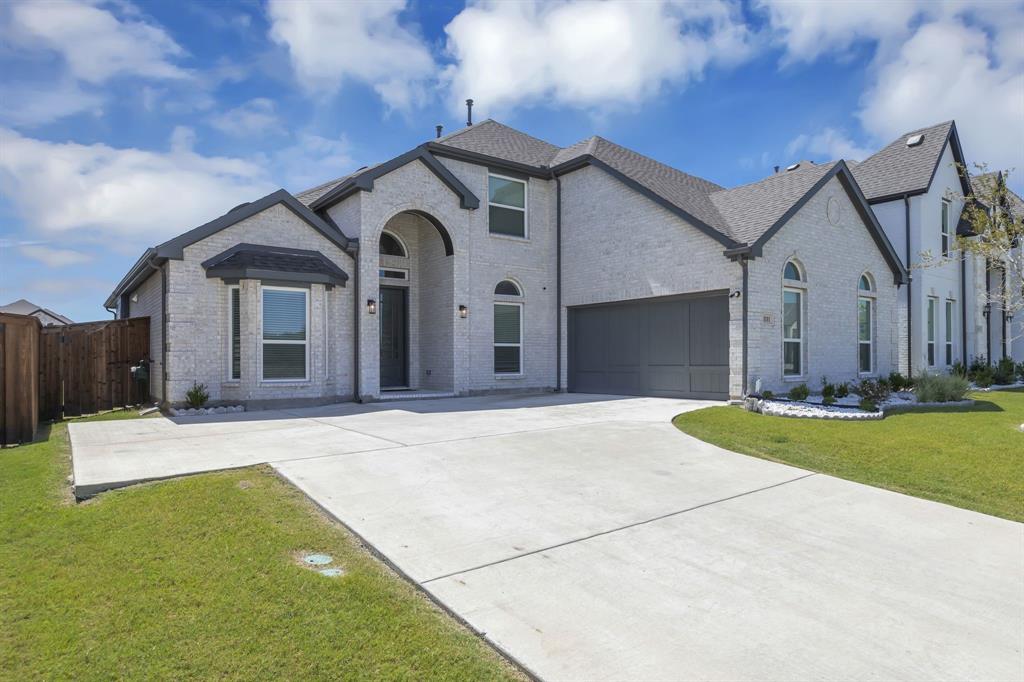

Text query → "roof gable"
[852,121,971,202]
[434,119,561,167]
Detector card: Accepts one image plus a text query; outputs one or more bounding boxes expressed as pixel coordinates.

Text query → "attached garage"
[568,292,730,400]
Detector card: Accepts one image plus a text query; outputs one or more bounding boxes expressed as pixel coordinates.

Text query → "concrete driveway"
[69,393,1024,681]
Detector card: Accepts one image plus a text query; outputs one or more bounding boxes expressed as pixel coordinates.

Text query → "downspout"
[1001,268,1008,359]
[351,244,361,402]
[741,257,749,397]
[555,174,562,392]
[960,254,967,363]
[985,258,992,362]
[904,195,913,376]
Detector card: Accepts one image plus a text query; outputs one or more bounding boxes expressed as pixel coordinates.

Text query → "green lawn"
[0,412,521,681]
[674,389,1024,522]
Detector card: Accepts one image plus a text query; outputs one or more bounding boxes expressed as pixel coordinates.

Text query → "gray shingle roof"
[971,171,1024,219]
[295,165,378,206]
[0,298,73,324]
[709,162,836,245]
[851,121,954,200]
[203,244,349,285]
[434,119,561,167]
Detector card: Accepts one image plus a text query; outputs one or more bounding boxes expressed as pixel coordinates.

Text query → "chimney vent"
[774,165,779,174]
[436,124,443,139]
[466,99,474,127]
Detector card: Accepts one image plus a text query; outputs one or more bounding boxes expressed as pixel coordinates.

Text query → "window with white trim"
[262,286,308,381]
[494,303,522,374]
[857,274,874,374]
[941,199,952,258]
[782,260,805,377]
[927,297,937,367]
[488,174,527,238]
[945,299,955,365]
[228,285,240,381]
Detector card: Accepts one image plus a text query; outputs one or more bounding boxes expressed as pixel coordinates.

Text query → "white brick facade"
[124,148,913,407]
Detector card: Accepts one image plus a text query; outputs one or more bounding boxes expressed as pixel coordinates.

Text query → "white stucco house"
[105,117,1013,409]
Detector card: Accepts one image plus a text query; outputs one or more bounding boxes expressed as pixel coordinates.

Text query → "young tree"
[920,164,1023,348]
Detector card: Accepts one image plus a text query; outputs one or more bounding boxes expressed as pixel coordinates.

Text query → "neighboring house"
[852,121,1022,372]
[0,298,73,326]
[106,118,912,407]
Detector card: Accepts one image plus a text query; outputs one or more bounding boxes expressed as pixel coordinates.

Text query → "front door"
[379,286,408,388]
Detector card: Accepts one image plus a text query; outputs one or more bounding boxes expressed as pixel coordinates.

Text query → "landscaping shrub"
[915,372,970,403]
[993,357,1016,385]
[761,390,774,400]
[821,380,836,399]
[951,361,967,378]
[858,398,877,412]
[858,378,891,404]
[1017,362,1024,382]
[835,382,850,398]
[973,365,994,388]
[185,382,209,409]
[967,355,988,381]
[822,395,836,406]
[888,372,912,392]
[788,383,810,401]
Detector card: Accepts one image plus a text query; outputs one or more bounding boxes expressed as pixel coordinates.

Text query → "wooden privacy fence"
[39,317,151,420]
[0,313,41,446]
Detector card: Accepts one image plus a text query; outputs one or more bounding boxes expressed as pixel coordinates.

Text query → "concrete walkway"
[69,393,1024,681]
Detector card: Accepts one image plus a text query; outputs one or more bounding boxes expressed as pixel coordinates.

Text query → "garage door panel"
[569,293,728,400]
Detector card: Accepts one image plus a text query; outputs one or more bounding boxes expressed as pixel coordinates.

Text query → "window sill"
[488,232,530,243]
[781,375,807,383]
[494,373,524,379]
[259,379,312,386]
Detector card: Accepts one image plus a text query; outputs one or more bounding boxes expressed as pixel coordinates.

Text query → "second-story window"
[488,174,527,238]
[941,199,951,257]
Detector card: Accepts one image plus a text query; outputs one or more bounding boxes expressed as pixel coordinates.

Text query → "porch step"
[377,390,457,402]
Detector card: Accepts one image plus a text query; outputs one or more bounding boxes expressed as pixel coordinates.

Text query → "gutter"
[741,257,749,397]
[960,254,967,364]
[1001,268,1007,359]
[349,242,361,401]
[555,175,563,392]
[986,259,992,362]
[904,195,913,376]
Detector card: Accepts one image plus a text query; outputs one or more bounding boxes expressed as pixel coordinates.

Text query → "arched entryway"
[375,210,455,394]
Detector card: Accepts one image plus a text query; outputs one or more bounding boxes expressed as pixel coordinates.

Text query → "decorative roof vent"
[786,163,800,171]
[906,134,924,147]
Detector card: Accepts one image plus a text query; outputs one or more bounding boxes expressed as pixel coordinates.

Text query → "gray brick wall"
[129,267,164,401]
[558,164,743,396]
[164,203,355,406]
[747,176,900,393]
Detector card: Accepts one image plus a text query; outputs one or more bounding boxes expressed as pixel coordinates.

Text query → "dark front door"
[568,292,730,399]
[379,286,408,388]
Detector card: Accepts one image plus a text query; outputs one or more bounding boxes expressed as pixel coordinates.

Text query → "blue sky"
[1,0,1022,322]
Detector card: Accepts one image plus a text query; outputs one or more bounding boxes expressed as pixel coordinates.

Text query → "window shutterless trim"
[782,286,804,377]
[941,199,952,258]
[945,299,955,366]
[926,296,937,367]
[260,284,310,382]
[858,296,874,375]
[488,173,528,239]
[227,285,240,381]
[494,301,523,376]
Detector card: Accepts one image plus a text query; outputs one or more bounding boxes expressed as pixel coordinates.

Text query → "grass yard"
[674,389,1024,522]
[0,412,522,681]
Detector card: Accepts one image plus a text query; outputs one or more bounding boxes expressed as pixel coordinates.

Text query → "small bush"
[822,395,836,406]
[788,383,810,401]
[951,361,967,378]
[761,390,774,400]
[1016,362,1024,382]
[835,382,850,398]
[973,365,994,388]
[185,382,209,409]
[993,357,1016,385]
[858,378,891,404]
[821,382,836,399]
[915,372,970,403]
[888,372,912,392]
[967,355,988,380]
[858,398,877,412]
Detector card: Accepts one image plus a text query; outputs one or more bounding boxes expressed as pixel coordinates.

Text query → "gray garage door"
[568,293,730,399]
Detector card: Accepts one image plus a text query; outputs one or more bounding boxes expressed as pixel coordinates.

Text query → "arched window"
[782,260,805,377]
[379,232,406,257]
[494,280,522,374]
[858,272,876,374]
[494,280,521,296]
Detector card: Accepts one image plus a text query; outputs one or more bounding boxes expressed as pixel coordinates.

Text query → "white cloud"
[4,0,190,84]
[0,127,275,246]
[20,245,92,268]
[442,0,754,115]
[786,128,873,163]
[0,80,104,127]
[858,20,1024,175]
[268,133,355,192]
[266,0,435,110]
[210,98,284,137]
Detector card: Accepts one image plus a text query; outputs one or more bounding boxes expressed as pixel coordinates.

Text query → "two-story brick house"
[108,118,917,408]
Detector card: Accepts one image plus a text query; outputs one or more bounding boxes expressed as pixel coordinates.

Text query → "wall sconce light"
[982,303,991,318]
[729,289,742,298]
[367,298,377,315]
[458,305,468,318]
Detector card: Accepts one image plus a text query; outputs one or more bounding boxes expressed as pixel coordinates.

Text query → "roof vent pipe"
[436,124,443,139]
[774,165,779,174]
[466,99,474,126]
